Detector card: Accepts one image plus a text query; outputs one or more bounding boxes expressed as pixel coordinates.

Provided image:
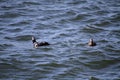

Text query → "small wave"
[70,13,91,21]
[0,63,17,69]
[14,35,32,41]
[85,59,120,69]
[94,20,111,27]
[4,35,32,41]
[0,44,14,51]
[110,13,120,22]
[10,21,31,26]
[82,25,104,33]
[5,28,22,33]
[0,12,21,18]
[22,1,41,5]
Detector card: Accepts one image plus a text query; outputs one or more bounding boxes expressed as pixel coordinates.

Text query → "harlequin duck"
[88,39,96,46]
[32,36,50,48]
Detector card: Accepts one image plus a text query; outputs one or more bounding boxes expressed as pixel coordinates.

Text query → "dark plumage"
[32,36,50,48]
[88,39,96,46]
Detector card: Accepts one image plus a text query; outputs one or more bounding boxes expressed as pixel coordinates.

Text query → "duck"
[88,38,96,46]
[32,36,50,48]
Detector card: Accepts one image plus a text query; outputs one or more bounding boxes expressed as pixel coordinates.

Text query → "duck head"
[88,38,96,46]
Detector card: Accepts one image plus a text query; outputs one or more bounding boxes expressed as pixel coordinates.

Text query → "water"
[0,0,120,80]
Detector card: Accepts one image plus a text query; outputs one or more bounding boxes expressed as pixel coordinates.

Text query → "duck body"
[88,39,96,46]
[32,36,50,48]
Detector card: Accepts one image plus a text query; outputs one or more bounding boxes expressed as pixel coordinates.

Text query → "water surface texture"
[0,0,120,80]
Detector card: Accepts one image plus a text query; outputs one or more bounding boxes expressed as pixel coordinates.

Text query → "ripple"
[104,45,120,54]
[9,21,31,26]
[0,12,21,18]
[15,35,32,41]
[0,28,5,30]
[94,20,111,27]
[0,44,14,51]
[5,28,22,33]
[82,25,104,33]
[22,1,41,5]
[1,5,14,10]
[111,14,120,22]
[70,13,91,21]
[85,59,120,69]
[67,0,87,5]
[90,76,100,80]
[4,35,32,41]
[36,62,68,68]
[0,63,17,69]
[109,30,120,39]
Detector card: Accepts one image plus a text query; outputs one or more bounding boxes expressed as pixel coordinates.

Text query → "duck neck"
[32,37,37,43]
[32,39,36,43]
